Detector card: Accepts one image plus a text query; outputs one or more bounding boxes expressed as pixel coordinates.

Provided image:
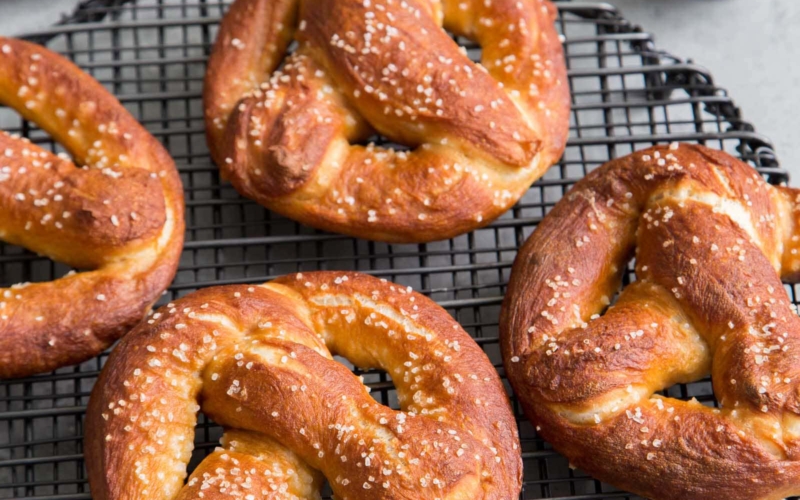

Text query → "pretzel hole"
[345,358,402,408]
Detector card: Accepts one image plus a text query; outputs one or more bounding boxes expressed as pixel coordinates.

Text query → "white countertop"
[612,0,800,180]
[2,0,799,180]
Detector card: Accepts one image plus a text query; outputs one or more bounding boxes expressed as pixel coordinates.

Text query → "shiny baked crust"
[501,143,800,500]
[204,0,570,243]
[85,271,521,499]
[0,37,185,378]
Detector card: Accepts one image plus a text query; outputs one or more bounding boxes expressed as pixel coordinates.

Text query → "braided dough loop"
[204,0,569,243]
[501,144,800,500]
[86,271,521,499]
[0,38,184,378]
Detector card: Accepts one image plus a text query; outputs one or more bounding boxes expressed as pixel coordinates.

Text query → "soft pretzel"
[501,143,800,500]
[86,271,521,499]
[0,38,184,378]
[204,0,569,243]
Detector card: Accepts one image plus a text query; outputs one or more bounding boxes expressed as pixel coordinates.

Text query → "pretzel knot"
[204,0,569,243]
[86,271,521,499]
[0,38,184,378]
[501,144,800,500]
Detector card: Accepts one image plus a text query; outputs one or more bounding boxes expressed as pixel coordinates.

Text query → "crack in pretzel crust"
[85,271,521,499]
[0,38,185,379]
[203,0,570,243]
[501,143,800,500]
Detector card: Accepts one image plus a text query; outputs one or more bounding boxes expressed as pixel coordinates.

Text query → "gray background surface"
[2,0,799,180]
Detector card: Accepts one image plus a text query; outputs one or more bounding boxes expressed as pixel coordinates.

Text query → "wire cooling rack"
[0,1,792,499]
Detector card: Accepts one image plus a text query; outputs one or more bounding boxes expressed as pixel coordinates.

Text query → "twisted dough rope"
[0,38,184,378]
[501,144,800,500]
[204,0,569,243]
[86,271,521,499]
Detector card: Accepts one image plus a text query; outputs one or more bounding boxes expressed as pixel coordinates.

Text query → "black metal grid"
[0,1,791,499]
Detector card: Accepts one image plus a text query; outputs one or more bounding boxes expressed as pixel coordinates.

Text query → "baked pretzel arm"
[502,144,800,500]
[204,0,570,242]
[0,38,184,378]
[86,272,521,499]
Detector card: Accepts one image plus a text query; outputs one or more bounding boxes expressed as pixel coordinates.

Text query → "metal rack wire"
[0,1,792,499]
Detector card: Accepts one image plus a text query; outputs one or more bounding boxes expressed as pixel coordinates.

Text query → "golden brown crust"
[176,430,324,499]
[0,37,184,378]
[204,0,569,243]
[86,271,521,499]
[501,143,800,500]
